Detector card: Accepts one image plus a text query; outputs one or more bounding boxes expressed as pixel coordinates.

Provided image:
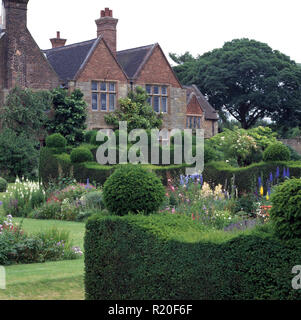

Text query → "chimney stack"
[50,31,67,48]
[2,0,29,31]
[95,8,118,56]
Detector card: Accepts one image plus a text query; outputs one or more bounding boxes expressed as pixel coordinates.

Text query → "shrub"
[82,191,103,210]
[30,201,61,220]
[89,130,108,146]
[70,147,93,163]
[270,178,301,239]
[103,165,165,215]
[85,213,301,300]
[46,133,67,148]
[84,130,98,144]
[263,143,290,162]
[0,177,8,192]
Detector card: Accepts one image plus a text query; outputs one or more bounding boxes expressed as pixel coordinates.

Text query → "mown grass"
[0,217,85,300]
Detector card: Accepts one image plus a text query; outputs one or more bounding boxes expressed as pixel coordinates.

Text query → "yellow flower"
[260,186,264,196]
[266,193,269,201]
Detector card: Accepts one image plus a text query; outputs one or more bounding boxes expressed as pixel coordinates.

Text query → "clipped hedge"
[203,161,301,193]
[85,213,301,300]
[263,143,291,162]
[70,147,93,163]
[39,147,188,187]
[45,133,67,148]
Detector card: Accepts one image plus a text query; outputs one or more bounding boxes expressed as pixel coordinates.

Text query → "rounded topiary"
[84,130,98,144]
[0,177,8,192]
[103,164,165,215]
[46,133,67,148]
[70,147,93,163]
[263,143,290,162]
[89,130,108,146]
[270,178,301,239]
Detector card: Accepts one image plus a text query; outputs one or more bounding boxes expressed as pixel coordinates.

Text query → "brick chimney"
[95,7,118,55]
[2,0,29,31]
[50,31,67,48]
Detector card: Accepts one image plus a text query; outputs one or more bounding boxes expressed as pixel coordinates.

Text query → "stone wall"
[280,138,301,155]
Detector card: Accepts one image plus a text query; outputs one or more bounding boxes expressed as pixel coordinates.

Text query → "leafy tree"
[0,128,39,180]
[46,88,87,145]
[169,51,195,65]
[0,87,52,139]
[171,38,301,129]
[104,86,163,132]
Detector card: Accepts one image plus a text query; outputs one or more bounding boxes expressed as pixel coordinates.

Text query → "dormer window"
[146,85,168,113]
[91,81,116,111]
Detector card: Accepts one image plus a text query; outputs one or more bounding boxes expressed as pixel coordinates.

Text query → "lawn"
[0,218,85,300]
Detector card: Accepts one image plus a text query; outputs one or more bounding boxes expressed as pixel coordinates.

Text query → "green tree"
[46,88,87,145]
[171,38,301,129]
[104,86,163,132]
[0,87,52,139]
[0,128,39,180]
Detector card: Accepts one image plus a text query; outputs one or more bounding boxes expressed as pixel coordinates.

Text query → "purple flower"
[200,174,203,185]
[283,167,286,178]
[287,168,290,178]
[276,167,280,179]
[269,172,273,183]
[258,176,262,187]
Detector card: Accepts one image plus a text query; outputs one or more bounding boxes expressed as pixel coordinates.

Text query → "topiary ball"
[103,164,165,216]
[0,177,8,192]
[270,178,301,239]
[46,133,67,148]
[70,147,93,163]
[263,143,290,162]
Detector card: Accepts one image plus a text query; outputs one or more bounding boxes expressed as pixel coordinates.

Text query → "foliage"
[46,88,87,146]
[172,39,301,129]
[85,213,301,299]
[104,86,163,132]
[0,129,39,180]
[103,164,165,215]
[2,178,45,217]
[84,130,98,144]
[46,133,67,148]
[0,87,52,140]
[0,178,8,192]
[0,215,81,265]
[70,147,93,163]
[263,143,291,162]
[81,191,103,210]
[270,178,301,239]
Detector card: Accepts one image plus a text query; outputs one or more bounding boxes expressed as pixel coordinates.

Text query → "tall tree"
[171,39,301,129]
[46,88,88,145]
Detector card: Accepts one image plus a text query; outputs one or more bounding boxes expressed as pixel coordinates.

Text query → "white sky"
[3,0,301,64]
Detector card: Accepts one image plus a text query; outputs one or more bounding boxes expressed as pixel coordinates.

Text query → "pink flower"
[171,208,175,214]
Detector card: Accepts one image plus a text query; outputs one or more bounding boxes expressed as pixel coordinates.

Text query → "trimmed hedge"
[39,147,188,187]
[263,143,291,162]
[103,165,165,215]
[85,213,301,300]
[70,147,93,163]
[203,161,301,193]
[45,133,67,148]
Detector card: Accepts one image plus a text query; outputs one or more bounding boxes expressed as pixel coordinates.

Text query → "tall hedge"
[85,213,301,300]
[203,161,301,193]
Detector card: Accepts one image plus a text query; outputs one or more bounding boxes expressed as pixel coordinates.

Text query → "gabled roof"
[116,44,156,79]
[184,85,219,120]
[43,39,97,83]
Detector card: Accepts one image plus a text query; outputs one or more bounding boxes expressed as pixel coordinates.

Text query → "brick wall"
[280,138,301,155]
[3,0,60,90]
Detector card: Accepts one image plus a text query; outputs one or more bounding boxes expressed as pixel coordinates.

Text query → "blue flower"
[276,167,280,179]
[269,172,273,183]
[287,168,290,178]
[258,176,262,187]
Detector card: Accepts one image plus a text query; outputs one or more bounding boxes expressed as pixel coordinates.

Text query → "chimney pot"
[95,8,118,55]
[50,31,67,48]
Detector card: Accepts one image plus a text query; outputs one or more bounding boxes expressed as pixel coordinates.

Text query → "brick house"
[0,0,218,137]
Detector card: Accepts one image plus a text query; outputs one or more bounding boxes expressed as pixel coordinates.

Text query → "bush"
[103,165,165,215]
[30,201,61,220]
[0,177,8,192]
[84,130,98,144]
[46,133,67,148]
[263,143,290,162]
[270,178,301,239]
[70,147,93,163]
[82,191,103,210]
[85,213,301,300]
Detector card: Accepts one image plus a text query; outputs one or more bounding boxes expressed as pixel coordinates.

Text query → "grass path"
[0,218,85,300]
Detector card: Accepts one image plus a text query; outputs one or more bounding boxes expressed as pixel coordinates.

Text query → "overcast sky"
[4,0,301,64]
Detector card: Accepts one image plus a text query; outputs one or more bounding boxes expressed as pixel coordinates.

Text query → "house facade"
[0,0,218,137]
